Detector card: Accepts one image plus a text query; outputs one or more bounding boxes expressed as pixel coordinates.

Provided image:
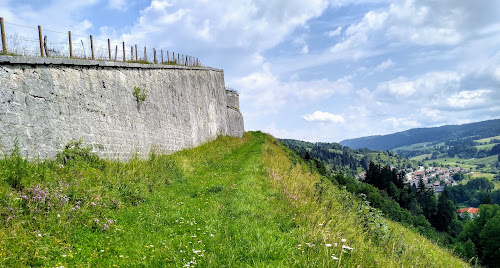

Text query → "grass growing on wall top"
[0,132,468,267]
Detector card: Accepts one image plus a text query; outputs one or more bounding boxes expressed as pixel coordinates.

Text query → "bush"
[56,140,105,170]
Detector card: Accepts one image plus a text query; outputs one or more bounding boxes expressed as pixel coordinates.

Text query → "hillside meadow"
[0,132,468,267]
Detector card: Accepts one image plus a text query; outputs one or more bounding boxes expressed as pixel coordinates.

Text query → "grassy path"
[65,132,301,267]
[1,132,469,267]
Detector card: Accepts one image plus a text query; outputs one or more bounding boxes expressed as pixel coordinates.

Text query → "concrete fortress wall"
[0,56,244,159]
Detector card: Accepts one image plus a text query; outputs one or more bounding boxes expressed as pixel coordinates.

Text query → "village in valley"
[405,166,467,193]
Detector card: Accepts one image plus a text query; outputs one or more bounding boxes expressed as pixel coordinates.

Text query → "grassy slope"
[0,132,468,267]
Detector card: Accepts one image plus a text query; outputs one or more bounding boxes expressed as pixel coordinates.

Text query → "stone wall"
[0,56,244,159]
[225,90,244,138]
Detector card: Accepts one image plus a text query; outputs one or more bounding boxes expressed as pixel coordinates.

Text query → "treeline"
[280,139,415,176]
[447,177,500,207]
[363,163,456,234]
[396,139,500,159]
[290,145,500,267]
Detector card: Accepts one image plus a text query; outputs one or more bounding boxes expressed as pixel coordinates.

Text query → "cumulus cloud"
[382,117,421,129]
[302,111,345,123]
[108,0,127,11]
[326,26,342,37]
[301,45,309,54]
[374,59,394,72]
[447,89,493,109]
[328,0,500,60]
[235,67,353,116]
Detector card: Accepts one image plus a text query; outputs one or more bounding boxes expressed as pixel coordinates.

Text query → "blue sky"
[2,0,500,142]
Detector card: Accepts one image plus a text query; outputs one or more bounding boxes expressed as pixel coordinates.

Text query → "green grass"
[474,143,497,150]
[470,172,495,180]
[474,135,500,144]
[0,132,469,267]
[410,153,432,161]
[393,142,445,152]
[422,155,498,170]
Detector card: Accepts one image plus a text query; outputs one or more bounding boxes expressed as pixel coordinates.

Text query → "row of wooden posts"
[0,18,199,66]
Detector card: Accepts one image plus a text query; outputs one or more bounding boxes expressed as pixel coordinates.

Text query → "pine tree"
[434,189,457,232]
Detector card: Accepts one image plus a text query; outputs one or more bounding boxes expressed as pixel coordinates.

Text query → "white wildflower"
[326,243,332,247]
[341,239,346,242]
[342,245,353,250]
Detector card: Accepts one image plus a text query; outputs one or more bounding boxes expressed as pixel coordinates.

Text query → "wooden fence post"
[153,48,157,64]
[68,31,72,58]
[107,39,111,60]
[177,53,179,64]
[1,17,7,54]
[90,35,94,60]
[144,46,147,62]
[135,45,138,61]
[114,45,118,61]
[161,49,163,63]
[167,50,170,62]
[38,26,44,57]
[122,42,126,62]
[43,35,49,57]
[173,52,175,63]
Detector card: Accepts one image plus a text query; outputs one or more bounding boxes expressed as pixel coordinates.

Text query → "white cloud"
[327,0,500,61]
[377,77,416,97]
[108,0,127,11]
[326,26,342,37]
[301,45,309,54]
[366,58,394,76]
[374,58,393,72]
[382,117,421,129]
[376,71,461,99]
[447,89,493,109]
[302,111,345,123]
[236,67,353,116]
[128,0,329,51]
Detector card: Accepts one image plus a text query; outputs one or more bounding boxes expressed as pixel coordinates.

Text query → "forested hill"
[280,138,416,175]
[339,119,500,151]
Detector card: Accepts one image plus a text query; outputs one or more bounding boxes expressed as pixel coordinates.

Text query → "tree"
[434,189,456,232]
[453,172,465,181]
[482,192,493,205]
[490,144,500,155]
[460,204,500,259]
[479,213,500,267]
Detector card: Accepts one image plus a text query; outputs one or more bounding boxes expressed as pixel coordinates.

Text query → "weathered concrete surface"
[225,90,244,138]
[0,56,244,159]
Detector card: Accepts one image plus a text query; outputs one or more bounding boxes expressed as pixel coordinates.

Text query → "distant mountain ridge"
[339,119,500,151]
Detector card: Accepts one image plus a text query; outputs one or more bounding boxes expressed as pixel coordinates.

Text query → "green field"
[474,143,497,150]
[474,135,500,144]
[470,172,495,179]
[410,153,432,161]
[0,132,469,267]
[422,155,497,168]
[393,142,445,152]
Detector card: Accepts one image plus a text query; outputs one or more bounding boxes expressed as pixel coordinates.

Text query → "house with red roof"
[456,207,479,219]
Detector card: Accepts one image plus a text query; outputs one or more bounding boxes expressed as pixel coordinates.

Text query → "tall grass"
[0,132,469,267]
